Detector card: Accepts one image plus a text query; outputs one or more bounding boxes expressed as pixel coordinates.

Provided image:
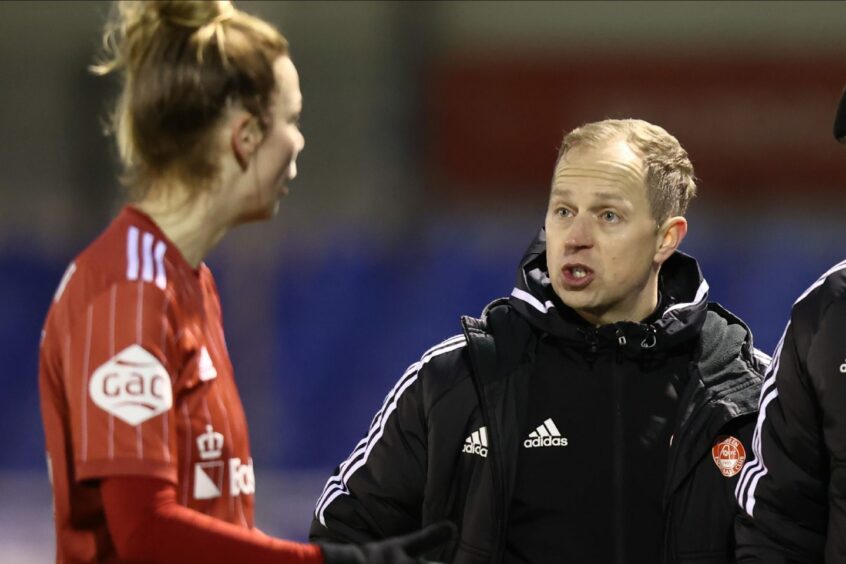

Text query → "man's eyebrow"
[549,187,628,203]
[549,187,572,198]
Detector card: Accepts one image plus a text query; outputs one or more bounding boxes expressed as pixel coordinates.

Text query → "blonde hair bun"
[92,0,288,196]
[153,0,235,29]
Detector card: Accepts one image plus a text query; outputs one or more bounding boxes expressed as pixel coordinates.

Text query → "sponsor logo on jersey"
[193,424,226,500]
[194,456,256,500]
[230,457,256,496]
[712,435,746,478]
[197,424,224,460]
[524,418,568,448]
[194,461,224,500]
[88,344,173,426]
[462,427,488,458]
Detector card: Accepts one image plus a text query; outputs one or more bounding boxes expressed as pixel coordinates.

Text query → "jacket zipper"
[613,329,625,564]
[477,386,507,562]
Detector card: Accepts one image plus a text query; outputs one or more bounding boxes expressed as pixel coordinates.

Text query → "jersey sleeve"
[65,280,181,484]
[101,477,322,563]
[735,299,846,561]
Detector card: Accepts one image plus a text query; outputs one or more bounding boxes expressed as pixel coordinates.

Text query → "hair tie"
[166,1,235,29]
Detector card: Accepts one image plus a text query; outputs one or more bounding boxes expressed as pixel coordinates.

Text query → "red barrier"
[425,53,846,204]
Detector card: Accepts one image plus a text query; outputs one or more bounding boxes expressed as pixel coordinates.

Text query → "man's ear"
[231,115,263,171]
[655,216,688,265]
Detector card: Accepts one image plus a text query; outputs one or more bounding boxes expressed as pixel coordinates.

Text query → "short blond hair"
[557,119,697,224]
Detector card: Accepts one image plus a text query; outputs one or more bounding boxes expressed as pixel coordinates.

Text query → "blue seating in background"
[2,222,843,472]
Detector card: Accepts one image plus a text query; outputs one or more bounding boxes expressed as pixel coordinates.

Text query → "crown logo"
[197,425,224,460]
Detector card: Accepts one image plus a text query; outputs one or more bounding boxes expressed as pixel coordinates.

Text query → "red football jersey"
[40,206,257,562]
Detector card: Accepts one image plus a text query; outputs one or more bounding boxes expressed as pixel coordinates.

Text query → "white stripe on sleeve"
[314,335,467,525]
[736,258,846,517]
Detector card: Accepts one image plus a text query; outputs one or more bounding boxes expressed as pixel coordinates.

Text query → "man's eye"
[555,208,573,218]
[601,211,619,222]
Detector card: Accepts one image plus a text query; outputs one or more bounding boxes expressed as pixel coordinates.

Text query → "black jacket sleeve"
[309,347,438,544]
[735,291,846,562]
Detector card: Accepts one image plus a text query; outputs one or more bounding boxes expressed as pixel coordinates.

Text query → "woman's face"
[232,55,304,223]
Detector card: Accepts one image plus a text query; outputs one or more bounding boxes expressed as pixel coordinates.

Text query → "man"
[733,90,846,563]
[311,119,765,563]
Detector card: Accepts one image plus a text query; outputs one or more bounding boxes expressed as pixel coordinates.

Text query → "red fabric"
[40,206,263,560]
[101,477,323,564]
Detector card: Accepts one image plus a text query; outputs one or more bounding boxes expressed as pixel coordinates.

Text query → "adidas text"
[523,436,568,448]
[462,443,488,458]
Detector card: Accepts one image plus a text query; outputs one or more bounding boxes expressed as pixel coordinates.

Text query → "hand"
[319,521,457,564]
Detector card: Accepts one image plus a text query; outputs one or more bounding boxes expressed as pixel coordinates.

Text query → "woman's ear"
[231,115,263,171]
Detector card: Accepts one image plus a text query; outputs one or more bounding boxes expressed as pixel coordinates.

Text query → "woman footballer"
[37,1,451,562]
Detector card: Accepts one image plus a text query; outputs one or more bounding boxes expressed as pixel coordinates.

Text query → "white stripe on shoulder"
[127,226,140,281]
[793,258,846,306]
[663,279,709,317]
[141,232,155,283]
[511,287,554,314]
[154,240,167,290]
[752,348,772,366]
[314,334,467,525]
[53,262,77,303]
[128,226,168,289]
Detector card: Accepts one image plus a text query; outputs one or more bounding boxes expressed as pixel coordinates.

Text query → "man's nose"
[564,215,594,251]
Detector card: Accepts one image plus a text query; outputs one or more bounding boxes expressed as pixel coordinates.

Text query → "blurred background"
[2,0,846,559]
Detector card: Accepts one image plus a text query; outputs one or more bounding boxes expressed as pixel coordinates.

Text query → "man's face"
[545,139,667,326]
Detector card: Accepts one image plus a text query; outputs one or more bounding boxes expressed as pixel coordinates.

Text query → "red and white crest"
[711,435,746,478]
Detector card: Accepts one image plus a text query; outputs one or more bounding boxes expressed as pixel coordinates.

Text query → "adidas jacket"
[734,261,846,563]
[310,230,765,563]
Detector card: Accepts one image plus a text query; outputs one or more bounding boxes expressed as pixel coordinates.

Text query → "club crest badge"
[712,435,746,478]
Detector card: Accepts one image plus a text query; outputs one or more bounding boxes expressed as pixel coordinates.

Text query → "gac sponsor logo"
[89,344,173,426]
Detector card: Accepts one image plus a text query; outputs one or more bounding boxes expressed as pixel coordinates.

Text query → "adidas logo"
[524,418,568,448]
[462,426,488,458]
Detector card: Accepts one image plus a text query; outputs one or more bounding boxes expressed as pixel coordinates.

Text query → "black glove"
[319,521,457,564]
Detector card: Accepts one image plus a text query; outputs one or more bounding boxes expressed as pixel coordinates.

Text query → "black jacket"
[734,261,846,563]
[311,231,765,563]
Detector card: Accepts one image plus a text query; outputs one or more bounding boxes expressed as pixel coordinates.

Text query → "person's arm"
[102,477,322,563]
[103,477,455,564]
[813,300,846,561]
[310,339,459,544]
[733,300,846,562]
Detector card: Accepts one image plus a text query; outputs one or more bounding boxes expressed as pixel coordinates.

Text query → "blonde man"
[312,119,766,563]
